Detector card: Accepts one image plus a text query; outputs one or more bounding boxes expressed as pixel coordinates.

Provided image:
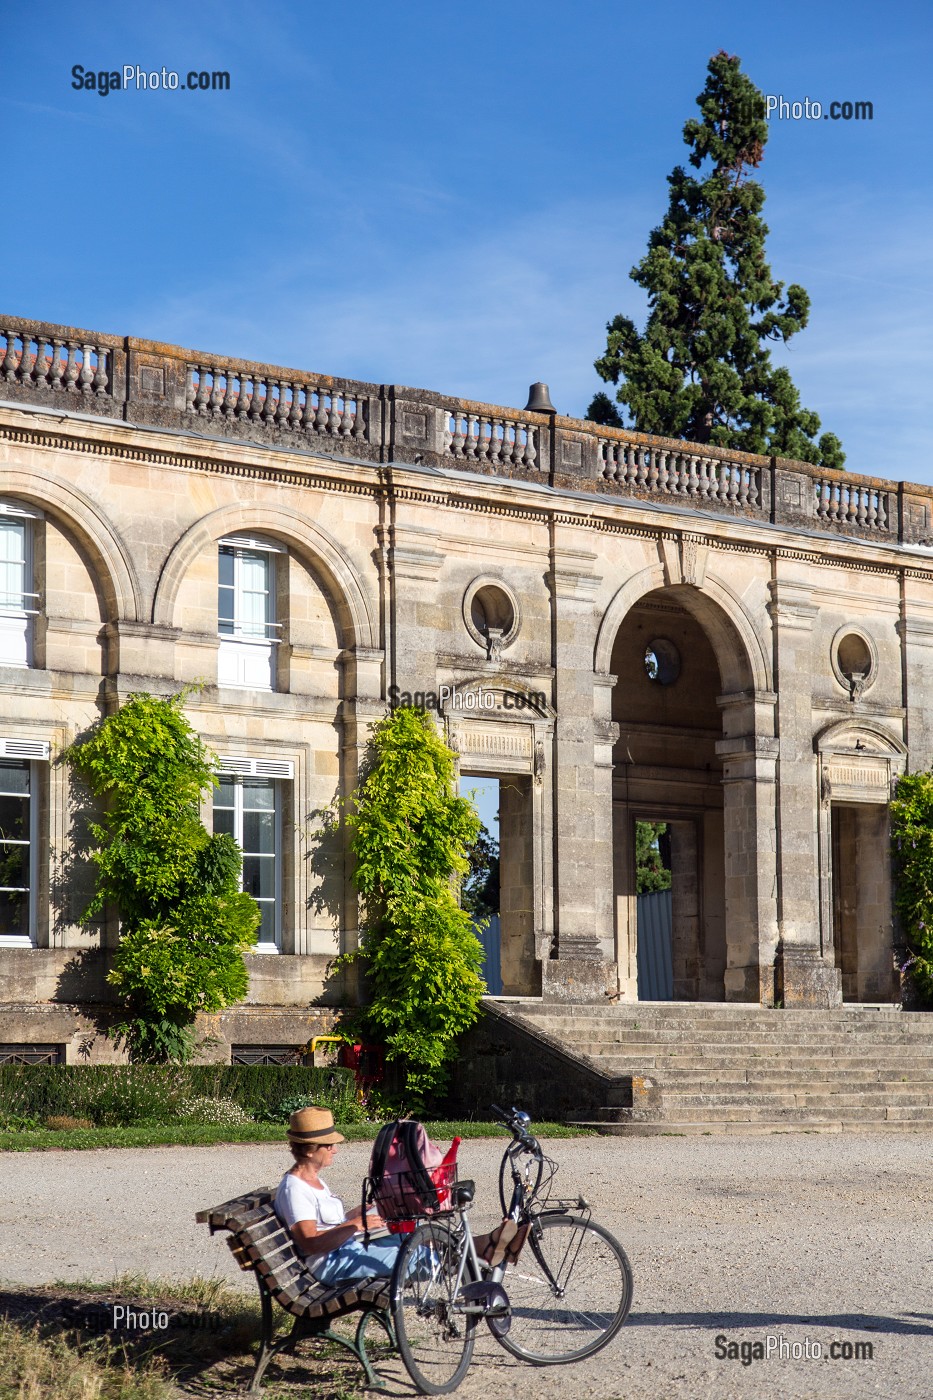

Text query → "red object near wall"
[338,1041,385,1091]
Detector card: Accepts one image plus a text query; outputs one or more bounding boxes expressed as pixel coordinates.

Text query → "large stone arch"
[601,562,778,1004]
[595,562,772,694]
[152,502,378,649]
[1,468,142,622]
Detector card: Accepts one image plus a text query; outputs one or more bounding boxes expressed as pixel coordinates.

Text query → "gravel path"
[2,1132,931,1400]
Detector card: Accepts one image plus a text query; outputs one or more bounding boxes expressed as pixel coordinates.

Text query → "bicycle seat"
[452,1180,475,1205]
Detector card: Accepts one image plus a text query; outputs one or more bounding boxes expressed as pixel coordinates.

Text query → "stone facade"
[0,316,928,1060]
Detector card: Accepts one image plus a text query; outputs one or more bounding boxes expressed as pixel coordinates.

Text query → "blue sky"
[3,1,932,483]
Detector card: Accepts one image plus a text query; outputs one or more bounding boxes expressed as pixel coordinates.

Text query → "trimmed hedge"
[0,1064,358,1128]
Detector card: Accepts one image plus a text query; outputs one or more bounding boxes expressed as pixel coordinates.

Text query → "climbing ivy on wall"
[890,772,933,1002]
[66,692,260,1061]
[340,705,485,1107]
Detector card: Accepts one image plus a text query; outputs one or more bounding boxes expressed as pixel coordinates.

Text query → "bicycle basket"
[377,1158,459,1233]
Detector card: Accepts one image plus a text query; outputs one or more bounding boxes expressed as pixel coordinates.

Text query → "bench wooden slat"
[198,1187,391,1321]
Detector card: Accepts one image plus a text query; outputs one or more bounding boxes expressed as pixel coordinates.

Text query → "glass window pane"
[256,900,275,944]
[0,888,29,937]
[0,523,25,565]
[0,795,28,841]
[213,808,235,839]
[0,762,29,796]
[218,548,234,587]
[214,776,235,808]
[238,551,268,592]
[243,854,275,902]
[0,559,24,609]
[218,587,235,633]
[242,779,275,810]
[243,809,275,855]
[0,844,28,889]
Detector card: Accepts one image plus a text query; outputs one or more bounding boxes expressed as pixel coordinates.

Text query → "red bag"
[366,1119,461,1234]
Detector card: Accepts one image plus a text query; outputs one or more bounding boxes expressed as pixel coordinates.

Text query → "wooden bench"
[196,1187,394,1392]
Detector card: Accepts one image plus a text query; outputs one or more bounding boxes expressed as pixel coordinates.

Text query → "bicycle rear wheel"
[494,1213,633,1364]
[391,1220,477,1394]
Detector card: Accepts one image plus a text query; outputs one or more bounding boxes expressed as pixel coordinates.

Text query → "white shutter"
[0,738,49,760]
[216,755,294,779]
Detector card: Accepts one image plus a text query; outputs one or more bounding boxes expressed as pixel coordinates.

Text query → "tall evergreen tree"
[589,52,844,470]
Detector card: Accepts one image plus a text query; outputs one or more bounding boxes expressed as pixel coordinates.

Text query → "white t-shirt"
[275,1171,347,1230]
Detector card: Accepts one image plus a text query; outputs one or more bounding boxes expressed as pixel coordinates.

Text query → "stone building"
[1,314,931,1064]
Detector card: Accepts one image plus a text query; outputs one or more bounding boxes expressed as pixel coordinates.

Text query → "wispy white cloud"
[133,180,933,482]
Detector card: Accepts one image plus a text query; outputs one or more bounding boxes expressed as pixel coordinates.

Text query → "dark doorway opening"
[831,803,895,1002]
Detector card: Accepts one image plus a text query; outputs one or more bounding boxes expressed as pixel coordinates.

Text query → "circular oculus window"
[644,638,681,685]
[831,626,877,695]
[463,577,521,653]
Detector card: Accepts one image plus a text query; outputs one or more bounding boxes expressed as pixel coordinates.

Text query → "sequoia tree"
[589,51,844,469]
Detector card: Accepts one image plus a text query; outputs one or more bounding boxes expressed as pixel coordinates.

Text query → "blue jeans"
[312,1234,405,1285]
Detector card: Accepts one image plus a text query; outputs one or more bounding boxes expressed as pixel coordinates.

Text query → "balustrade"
[814,477,889,531]
[0,326,111,397]
[599,439,761,510]
[444,411,538,470]
[0,314,918,543]
[184,364,367,441]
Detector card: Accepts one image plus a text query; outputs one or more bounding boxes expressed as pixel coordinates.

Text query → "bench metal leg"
[247,1281,393,1394]
[248,1282,277,1394]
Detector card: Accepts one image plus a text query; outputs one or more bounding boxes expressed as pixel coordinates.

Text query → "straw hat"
[287,1106,345,1146]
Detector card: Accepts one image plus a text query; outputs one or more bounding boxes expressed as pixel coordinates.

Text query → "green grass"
[5,1274,389,1399]
[0,1118,592,1151]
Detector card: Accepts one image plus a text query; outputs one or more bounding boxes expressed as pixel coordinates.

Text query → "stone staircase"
[485,1000,933,1134]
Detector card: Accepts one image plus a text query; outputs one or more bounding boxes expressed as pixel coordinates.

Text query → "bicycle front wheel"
[391,1220,477,1394]
[495,1213,633,1364]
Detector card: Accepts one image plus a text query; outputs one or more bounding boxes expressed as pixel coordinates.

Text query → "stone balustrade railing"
[1,313,930,546]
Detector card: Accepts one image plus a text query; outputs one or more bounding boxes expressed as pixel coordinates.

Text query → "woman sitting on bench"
[274,1107,404,1285]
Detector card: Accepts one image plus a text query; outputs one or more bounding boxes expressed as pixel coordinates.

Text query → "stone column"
[768,576,841,1007]
[717,692,780,1002]
[499,776,539,995]
[612,802,637,1000]
[669,819,700,999]
[542,543,609,1001]
[897,585,933,772]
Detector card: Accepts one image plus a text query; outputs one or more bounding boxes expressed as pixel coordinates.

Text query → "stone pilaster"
[768,575,841,1007]
[897,584,933,772]
[542,542,609,1000]
[716,700,780,1002]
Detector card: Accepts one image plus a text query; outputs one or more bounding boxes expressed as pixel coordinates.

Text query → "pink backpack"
[365,1119,460,1234]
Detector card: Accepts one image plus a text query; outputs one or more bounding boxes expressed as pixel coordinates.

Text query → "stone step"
[520,1023,933,1046]
[568,1118,933,1136]
[659,1089,933,1109]
[509,1020,927,1038]
[578,1053,933,1075]
[613,1068,933,1087]
[660,1102,894,1123]
[499,1000,923,1021]
[487,1000,933,1131]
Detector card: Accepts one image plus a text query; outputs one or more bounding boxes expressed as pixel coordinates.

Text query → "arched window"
[0,503,41,668]
[217,535,283,689]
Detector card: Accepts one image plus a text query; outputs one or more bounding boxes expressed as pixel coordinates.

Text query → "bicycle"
[389,1104,634,1394]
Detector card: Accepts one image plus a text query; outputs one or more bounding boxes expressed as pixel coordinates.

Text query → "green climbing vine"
[66,691,260,1061]
[340,706,485,1107]
[890,772,933,1002]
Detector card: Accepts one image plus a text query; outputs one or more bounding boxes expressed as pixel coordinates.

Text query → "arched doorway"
[605,581,774,1003]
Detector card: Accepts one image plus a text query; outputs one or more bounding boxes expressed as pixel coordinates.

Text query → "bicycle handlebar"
[490,1102,540,1151]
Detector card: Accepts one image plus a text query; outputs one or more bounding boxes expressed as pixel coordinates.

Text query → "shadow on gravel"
[628,1310,933,1337]
[0,1285,399,1399]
